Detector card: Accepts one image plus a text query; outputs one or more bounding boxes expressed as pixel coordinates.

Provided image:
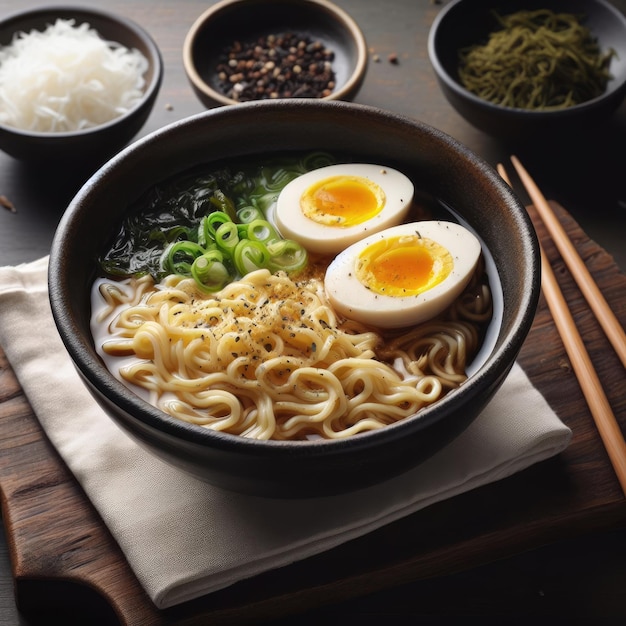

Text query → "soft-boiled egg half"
[324,221,482,328]
[275,163,414,256]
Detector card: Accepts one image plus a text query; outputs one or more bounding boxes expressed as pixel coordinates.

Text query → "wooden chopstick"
[510,155,626,369]
[497,163,626,497]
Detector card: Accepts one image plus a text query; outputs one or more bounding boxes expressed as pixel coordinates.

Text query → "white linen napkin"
[0,256,572,609]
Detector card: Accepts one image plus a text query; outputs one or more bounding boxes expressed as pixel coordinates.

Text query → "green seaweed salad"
[99,151,336,292]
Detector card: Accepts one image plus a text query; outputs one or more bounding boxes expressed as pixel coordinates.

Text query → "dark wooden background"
[1,0,625,623]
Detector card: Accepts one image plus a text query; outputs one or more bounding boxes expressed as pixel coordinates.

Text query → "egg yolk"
[300,175,386,227]
[355,234,453,297]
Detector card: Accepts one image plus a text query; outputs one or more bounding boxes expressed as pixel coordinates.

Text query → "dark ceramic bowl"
[48,100,540,498]
[182,0,367,107]
[428,0,626,142]
[0,5,163,164]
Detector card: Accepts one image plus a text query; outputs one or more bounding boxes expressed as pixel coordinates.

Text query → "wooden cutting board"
[1,202,625,624]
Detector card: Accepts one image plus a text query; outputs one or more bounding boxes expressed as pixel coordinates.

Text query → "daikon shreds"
[0,18,149,133]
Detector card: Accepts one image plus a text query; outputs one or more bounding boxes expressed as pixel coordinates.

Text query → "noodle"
[92,260,492,441]
[458,9,615,110]
[93,153,494,442]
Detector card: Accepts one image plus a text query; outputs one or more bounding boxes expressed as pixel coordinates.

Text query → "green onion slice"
[191,250,231,292]
[236,206,264,224]
[206,211,233,237]
[161,241,206,275]
[246,219,280,244]
[215,221,240,252]
[267,240,308,273]
[234,240,271,275]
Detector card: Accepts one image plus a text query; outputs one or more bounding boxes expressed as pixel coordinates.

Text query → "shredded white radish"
[0,18,149,133]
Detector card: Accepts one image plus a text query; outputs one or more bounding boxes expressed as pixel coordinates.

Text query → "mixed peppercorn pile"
[215,32,337,101]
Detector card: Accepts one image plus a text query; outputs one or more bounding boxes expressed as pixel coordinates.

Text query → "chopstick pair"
[497,157,626,498]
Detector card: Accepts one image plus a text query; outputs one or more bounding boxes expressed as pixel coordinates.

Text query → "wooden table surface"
[1,0,626,623]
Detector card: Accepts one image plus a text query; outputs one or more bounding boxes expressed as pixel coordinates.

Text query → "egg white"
[324,221,482,328]
[274,163,414,256]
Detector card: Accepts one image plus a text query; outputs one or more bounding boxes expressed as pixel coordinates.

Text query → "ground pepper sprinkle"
[215,32,336,102]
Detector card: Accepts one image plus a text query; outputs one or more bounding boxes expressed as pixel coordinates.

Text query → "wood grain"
[0,202,625,624]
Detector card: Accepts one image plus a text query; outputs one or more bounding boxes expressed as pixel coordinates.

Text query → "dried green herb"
[458,9,615,110]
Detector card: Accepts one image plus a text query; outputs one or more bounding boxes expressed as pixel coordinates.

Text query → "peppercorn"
[215,32,337,102]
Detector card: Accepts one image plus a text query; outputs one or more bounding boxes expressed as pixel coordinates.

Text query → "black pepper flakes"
[215,32,337,102]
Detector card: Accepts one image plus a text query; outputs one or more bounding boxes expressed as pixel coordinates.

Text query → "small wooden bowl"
[183,0,367,107]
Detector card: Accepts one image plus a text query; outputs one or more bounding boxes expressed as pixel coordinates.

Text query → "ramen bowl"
[49,100,540,498]
[428,0,626,142]
[182,0,367,107]
[0,5,163,164]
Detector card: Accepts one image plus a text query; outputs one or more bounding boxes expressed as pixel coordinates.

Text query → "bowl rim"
[182,0,368,106]
[0,4,164,139]
[49,99,540,458]
[427,0,626,118]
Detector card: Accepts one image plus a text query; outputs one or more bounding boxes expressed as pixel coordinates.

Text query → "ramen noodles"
[91,153,493,441]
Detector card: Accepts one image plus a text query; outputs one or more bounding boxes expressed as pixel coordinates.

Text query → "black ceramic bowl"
[0,5,163,164]
[428,0,626,142]
[49,100,540,498]
[182,0,367,107]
